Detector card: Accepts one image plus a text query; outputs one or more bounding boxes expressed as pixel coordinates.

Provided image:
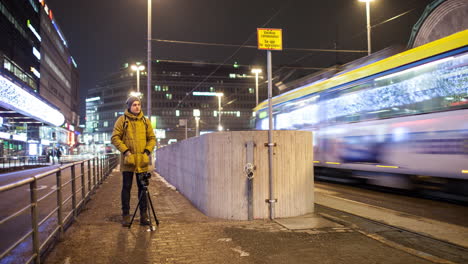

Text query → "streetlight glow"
[131,64,146,93]
[216,93,223,131]
[251,68,262,105]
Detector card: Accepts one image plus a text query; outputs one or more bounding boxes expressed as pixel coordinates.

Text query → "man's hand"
[144,150,151,156]
[124,151,132,156]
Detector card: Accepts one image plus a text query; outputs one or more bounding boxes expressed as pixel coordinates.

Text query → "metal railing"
[0,156,49,171]
[0,154,99,172]
[0,154,119,264]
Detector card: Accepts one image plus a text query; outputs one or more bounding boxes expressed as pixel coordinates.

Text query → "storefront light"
[0,75,64,126]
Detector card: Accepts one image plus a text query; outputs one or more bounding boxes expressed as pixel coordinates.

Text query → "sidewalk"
[44,169,433,264]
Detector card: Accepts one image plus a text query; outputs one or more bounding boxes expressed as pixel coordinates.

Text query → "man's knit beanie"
[126,96,141,109]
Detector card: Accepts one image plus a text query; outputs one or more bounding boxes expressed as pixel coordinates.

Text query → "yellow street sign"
[257,28,282,51]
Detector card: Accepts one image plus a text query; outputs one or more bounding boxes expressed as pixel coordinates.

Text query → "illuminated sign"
[33,47,41,60]
[30,67,40,78]
[0,75,65,126]
[13,134,27,142]
[193,92,224,96]
[257,28,283,51]
[70,56,78,68]
[51,21,68,47]
[0,132,9,140]
[27,20,41,41]
[85,97,100,102]
[155,129,166,139]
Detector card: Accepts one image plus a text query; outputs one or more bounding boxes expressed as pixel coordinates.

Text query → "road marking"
[315,191,468,248]
[25,185,47,191]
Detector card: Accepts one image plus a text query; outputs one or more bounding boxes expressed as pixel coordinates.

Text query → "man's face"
[130,100,141,114]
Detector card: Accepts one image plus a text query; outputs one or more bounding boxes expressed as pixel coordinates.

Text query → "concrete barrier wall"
[155,130,314,220]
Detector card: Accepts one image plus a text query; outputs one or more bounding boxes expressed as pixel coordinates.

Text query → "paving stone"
[44,170,434,264]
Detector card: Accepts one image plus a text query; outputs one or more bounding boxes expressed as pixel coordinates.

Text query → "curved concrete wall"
[155,130,314,220]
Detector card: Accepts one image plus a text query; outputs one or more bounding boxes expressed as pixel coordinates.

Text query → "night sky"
[45,0,432,118]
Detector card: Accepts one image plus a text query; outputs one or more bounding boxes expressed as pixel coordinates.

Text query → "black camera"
[137,172,151,186]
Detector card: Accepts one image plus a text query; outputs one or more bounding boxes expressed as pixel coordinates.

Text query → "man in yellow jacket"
[111,96,156,227]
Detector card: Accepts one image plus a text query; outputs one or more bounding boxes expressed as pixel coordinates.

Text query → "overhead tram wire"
[152,39,367,53]
[272,7,420,82]
[154,58,328,70]
[169,2,290,110]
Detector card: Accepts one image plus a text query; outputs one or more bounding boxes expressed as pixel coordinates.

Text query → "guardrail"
[0,156,49,172]
[0,154,119,264]
[0,155,99,173]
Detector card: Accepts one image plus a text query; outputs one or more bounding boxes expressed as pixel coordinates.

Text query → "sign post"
[257,28,282,220]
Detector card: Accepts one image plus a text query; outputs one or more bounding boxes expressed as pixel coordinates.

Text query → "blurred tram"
[254,30,468,195]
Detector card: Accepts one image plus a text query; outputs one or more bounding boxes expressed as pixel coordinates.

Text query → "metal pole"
[267,50,275,220]
[71,165,77,219]
[366,1,371,55]
[218,96,222,130]
[185,122,187,139]
[147,0,152,118]
[30,180,40,264]
[81,162,85,201]
[195,117,199,136]
[56,170,64,237]
[255,72,259,106]
[87,159,91,193]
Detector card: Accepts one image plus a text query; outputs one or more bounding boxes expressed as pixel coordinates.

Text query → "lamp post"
[147,0,152,118]
[131,64,145,93]
[251,68,262,106]
[359,0,373,55]
[216,93,223,131]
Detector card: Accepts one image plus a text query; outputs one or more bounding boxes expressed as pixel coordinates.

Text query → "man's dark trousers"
[121,171,147,215]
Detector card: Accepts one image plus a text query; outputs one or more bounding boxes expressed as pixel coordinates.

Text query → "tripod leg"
[146,191,153,228]
[147,191,159,226]
[128,190,145,228]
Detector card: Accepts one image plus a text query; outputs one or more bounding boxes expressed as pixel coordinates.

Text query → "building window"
[249,88,254,94]
[154,85,161,91]
[166,93,172,100]
[176,110,180,116]
[103,121,108,127]
[210,87,215,92]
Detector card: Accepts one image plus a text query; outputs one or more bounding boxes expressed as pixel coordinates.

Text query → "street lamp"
[251,68,262,105]
[359,0,373,55]
[147,0,152,119]
[131,64,145,93]
[216,93,223,131]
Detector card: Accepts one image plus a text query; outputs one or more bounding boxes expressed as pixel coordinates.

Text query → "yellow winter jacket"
[111,109,156,173]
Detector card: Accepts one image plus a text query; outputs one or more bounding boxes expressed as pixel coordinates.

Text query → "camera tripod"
[128,175,159,230]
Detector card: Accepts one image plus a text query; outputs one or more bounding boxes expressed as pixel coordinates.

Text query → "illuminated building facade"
[85,61,258,150]
[0,0,78,157]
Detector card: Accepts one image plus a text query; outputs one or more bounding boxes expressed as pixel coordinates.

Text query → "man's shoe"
[140,211,151,226]
[122,215,131,227]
